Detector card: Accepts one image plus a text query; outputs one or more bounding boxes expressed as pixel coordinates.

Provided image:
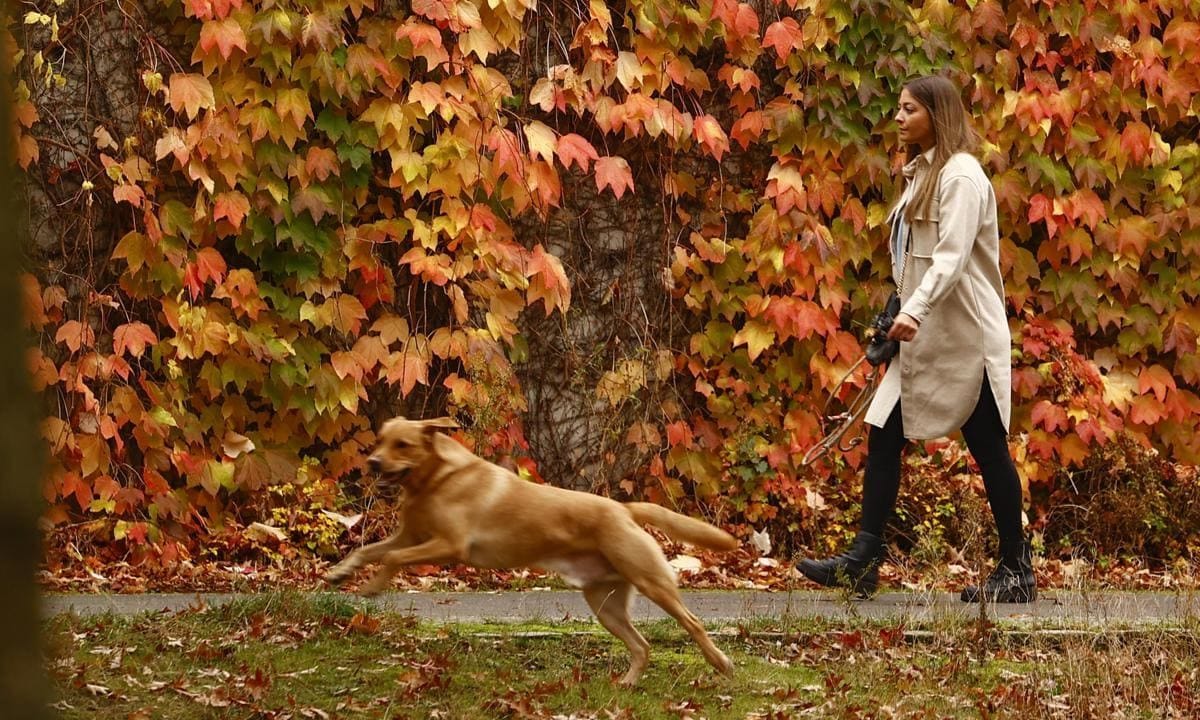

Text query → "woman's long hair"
[901,75,980,223]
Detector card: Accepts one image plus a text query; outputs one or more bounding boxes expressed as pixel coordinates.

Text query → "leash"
[800,355,881,466]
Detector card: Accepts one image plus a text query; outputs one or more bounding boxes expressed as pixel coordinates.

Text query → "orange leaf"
[213,191,250,230]
[386,346,429,397]
[113,184,145,208]
[198,17,247,59]
[168,74,215,120]
[526,244,571,315]
[113,322,159,359]
[195,247,227,285]
[17,134,39,170]
[556,133,600,173]
[693,114,730,161]
[731,111,765,149]
[730,3,760,41]
[330,294,368,336]
[594,156,634,200]
[1138,364,1176,403]
[763,18,803,59]
[1030,400,1069,433]
[55,320,95,352]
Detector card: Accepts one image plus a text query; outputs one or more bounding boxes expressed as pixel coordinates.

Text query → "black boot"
[960,538,1037,603]
[798,531,884,597]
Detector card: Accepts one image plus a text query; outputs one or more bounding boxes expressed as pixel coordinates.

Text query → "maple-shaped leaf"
[275,88,313,131]
[331,349,368,382]
[730,111,765,149]
[305,147,341,182]
[459,26,500,62]
[1119,122,1152,166]
[372,314,411,345]
[385,345,429,397]
[168,74,215,120]
[198,17,247,60]
[113,322,159,359]
[411,0,451,23]
[594,156,634,199]
[213,191,250,230]
[14,99,38,129]
[526,244,571,315]
[329,294,368,336]
[1139,364,1177,403]
[112,184,145,208]
[1163,18,1200,55]
[1030,400,1069,433]
[730,2,760,41]
[1114,215,1153,258]
[694,115,730,161]
[553,134,599,174]
[523,120,557,163]
[615,51,645,91]
[733,320,776,361]
[528,160,562,211]
[195,247,227,285]
[763,18,803,60]
[55,320,96,352]
[765,161,806,214]
[16,134,38,170]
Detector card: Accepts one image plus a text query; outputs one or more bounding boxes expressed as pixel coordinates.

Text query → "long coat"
[863,150,1012,439]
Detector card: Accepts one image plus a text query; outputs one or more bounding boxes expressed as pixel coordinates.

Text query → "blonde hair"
[901,75,980,223]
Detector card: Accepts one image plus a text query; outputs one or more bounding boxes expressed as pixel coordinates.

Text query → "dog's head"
[367,416,460,493]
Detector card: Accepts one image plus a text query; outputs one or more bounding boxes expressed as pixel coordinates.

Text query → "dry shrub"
[1037,434,1200,564]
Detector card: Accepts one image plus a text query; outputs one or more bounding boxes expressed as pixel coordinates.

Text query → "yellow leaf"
[615,51,645,91]
[523,120,557,163]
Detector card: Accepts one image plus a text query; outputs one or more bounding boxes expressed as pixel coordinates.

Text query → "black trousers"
[859,375,1025,547]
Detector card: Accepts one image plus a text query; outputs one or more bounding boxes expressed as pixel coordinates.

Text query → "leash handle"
[800,357,879,467]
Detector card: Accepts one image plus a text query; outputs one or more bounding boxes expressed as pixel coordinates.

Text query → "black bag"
[864,291,901,367]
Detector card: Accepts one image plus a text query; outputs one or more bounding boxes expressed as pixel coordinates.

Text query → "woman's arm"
[897,173,984,325]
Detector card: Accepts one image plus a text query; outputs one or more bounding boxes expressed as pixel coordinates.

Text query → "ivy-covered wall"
[10,0,1200,565]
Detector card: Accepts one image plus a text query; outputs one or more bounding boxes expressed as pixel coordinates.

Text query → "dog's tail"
[624,503,738,552]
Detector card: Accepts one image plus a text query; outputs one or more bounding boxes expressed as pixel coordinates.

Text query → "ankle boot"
[960,538,1037,603]
[798,531,884,597]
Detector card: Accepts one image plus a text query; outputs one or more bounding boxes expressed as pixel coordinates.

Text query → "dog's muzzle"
[371,464,410,495]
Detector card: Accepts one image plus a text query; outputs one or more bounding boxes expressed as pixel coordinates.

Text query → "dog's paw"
[324,568,351,587]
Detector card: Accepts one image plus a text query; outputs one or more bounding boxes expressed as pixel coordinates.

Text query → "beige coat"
[863,150,1012,439]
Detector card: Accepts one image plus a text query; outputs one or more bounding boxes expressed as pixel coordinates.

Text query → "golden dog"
[325,416,737,686]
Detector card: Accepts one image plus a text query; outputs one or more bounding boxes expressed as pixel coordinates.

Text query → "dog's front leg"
[325,529,413,588]
[358,537,465,596]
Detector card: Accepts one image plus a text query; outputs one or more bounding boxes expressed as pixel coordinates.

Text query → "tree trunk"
[0,40,52,720]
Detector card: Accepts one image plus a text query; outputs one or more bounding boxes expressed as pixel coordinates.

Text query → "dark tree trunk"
[0,42,52,720]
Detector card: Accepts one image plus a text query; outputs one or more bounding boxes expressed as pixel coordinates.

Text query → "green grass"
[44,592,1200,719]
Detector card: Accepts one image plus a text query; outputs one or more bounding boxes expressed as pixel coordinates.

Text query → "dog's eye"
[390,440,406,449]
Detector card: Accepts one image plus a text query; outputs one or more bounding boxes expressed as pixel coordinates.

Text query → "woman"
[798,75,1036,603]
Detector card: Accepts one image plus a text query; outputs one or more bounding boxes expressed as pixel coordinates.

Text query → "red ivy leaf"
[113,322,159,359]
[763,18,803,59]
[199,17,247,60]
[196,247,227,285]
[556,134,600,173]
[594,156,634,199]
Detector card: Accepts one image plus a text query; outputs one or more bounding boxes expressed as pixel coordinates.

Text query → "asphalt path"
[43,589,1200,627]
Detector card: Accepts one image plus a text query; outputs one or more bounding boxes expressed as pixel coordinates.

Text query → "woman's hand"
[887,313,919,342]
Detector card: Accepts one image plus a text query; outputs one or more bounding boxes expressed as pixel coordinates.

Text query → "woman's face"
[896,88,935,151]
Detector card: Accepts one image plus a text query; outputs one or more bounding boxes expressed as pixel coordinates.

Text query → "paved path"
[43,589,1200,627]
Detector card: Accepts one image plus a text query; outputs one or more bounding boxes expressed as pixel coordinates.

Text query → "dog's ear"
[421,416,459,431]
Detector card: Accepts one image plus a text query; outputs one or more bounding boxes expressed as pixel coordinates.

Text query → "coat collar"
[902,147,936,179]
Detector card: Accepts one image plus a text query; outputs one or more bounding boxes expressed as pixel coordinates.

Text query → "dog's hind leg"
[583,581,649,687]
[604,530,734,679]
